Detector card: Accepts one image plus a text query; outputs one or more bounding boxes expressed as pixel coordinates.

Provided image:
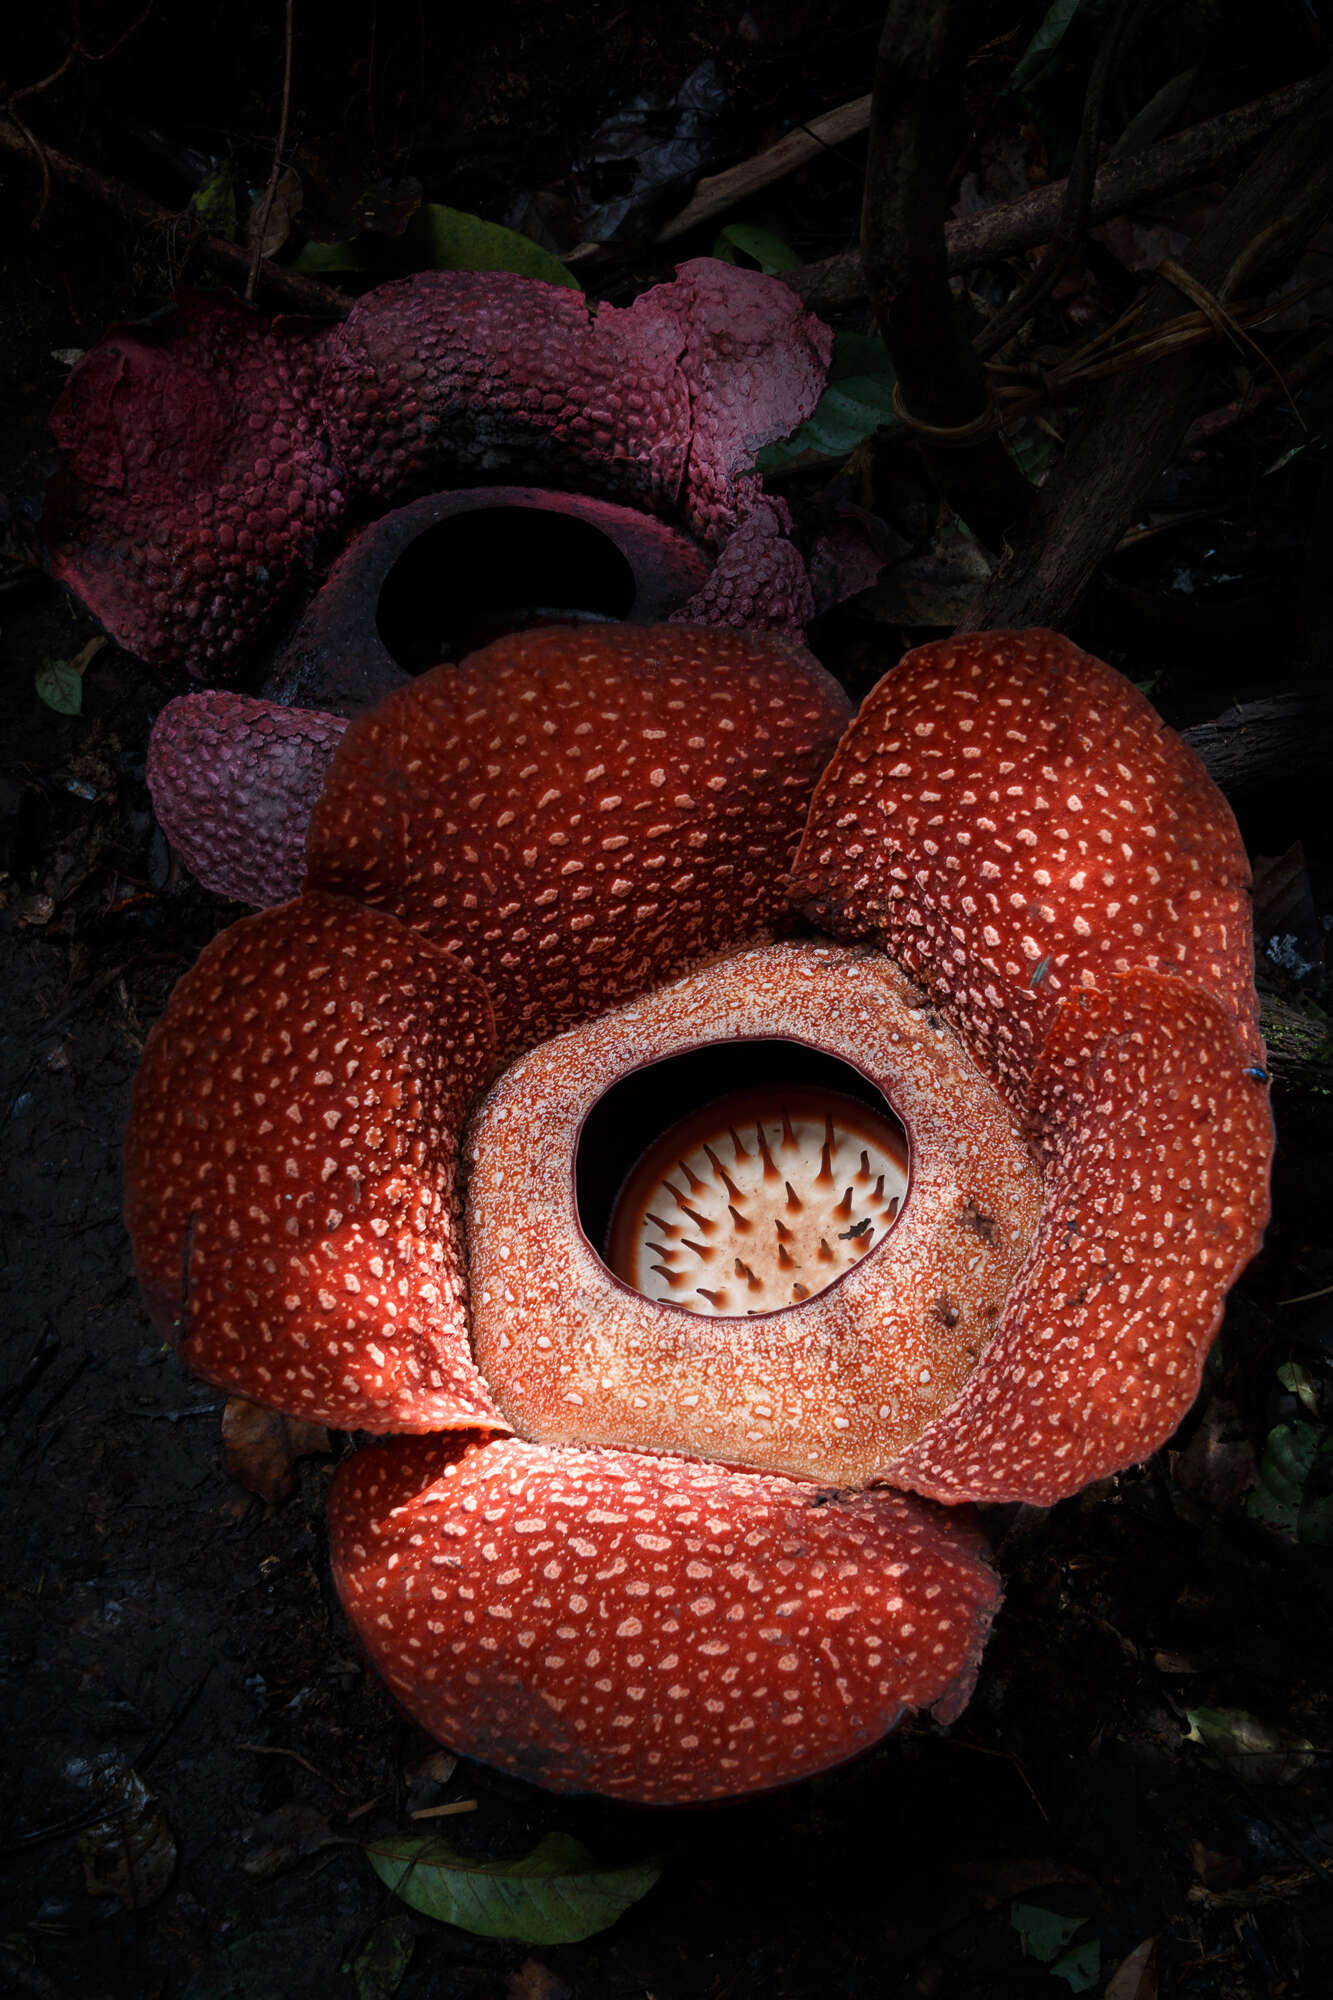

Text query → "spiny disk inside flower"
[607,1085,909,1315]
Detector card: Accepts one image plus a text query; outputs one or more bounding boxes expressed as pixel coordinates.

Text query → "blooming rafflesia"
[123,623,1273,1806]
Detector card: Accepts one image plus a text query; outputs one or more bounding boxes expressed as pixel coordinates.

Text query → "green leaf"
[1246,1417,1333,1541]
[293,203,579,288]
[36,658,84,715]
[1186,1706,1315,1785]
[367,1830,662,1943]
[1010,0,1097,92]
[1299,1455,1333,1543]
[716,223,802,274]
[188,162,239,242]
[1258,1418,1319,1511]
[35,636,105,715]
[1010,1904,1085,1963]
[757,330,898,471]
[1277,1360,1320,1415]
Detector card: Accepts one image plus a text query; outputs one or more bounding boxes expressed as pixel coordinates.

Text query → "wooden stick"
[1258,994,1333,1095]
[1182,693,1333,799]
[655,93,872,243]
[858,1,1032,554]
[246,0,297,302]
[785,75,1322,311]
[958,67,1333,633]
[1184,329,1333,443]
[0,112,349,319]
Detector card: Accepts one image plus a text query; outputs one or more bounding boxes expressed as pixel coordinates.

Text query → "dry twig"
[0,112,348,317]
[859,0,1033,551]
[786,76,1322,311]
[246,0,297,302]
[3,0,155,226]
[655,93,871,243]
[960,65,1333,632]
[983,272,1328,430]
[973,0,1154,360]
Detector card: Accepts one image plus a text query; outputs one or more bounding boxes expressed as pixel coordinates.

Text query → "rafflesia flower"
[43,262,844,692]
[123,623,1273,1805]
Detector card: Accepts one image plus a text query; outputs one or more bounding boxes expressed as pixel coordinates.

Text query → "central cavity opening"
[376,505,638,670]
[577,1041,909,1318]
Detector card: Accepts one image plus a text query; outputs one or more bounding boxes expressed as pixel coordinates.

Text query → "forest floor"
[2,5,1331,1998]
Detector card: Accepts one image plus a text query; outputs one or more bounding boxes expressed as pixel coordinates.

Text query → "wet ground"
[3,6,1332,1997]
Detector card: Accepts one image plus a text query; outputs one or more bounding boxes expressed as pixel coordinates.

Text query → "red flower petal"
[673,500,814,632]
[124,893,507,1434]
[641,258,833,542]
[791,630,1260,1099]
[329,1432,1000,1805]
[884,971,1274,1505]
[325,260,831,544]
[44,292,343,676]
[148,692,349,906]
[305,625,852,1054]
[325,270,690,517]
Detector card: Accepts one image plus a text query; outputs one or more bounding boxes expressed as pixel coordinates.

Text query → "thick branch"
[959,67,1333,632]
[788,76,1321,313]
[860,1,1032,552]
[1259,995,1333,1097]
[0,113,349,319]
[1182,693,1333,799]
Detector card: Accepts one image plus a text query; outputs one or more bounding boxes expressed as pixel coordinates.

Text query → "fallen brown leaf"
[221,1395,331,1502]
[1105,1937,1157,2000]
[953,1854,1092,1908]
[507,1962,572,2000]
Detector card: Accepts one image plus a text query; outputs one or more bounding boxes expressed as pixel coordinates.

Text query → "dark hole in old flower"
[577,1040,909,1318]
[376,505,637,670]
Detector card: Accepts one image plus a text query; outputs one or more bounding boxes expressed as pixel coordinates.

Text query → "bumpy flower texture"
[124,624,1273,1805]
[44,260,837,682]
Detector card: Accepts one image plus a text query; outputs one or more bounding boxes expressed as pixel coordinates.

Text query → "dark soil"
[3,6,1331,1999]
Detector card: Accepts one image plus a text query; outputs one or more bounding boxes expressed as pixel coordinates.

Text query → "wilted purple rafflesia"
[45,260,840,681]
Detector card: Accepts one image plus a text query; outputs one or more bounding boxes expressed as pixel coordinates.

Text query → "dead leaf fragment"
[1191,1840,1246,1892]
[221,1395,331,1502]
[75,1757,176,1908]
[351,1913,416,2000]
[507,1960,572,2000]
[412,1750,459,1787]
[247,165,303,260]
[1185,1706,1316,1785]
[1152,1649,1200,1674]
[1169,1399,1258,1519]
[241,1799,335,1877]
[954,1854,1091,1907]
[1105,1937,1157,2000]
